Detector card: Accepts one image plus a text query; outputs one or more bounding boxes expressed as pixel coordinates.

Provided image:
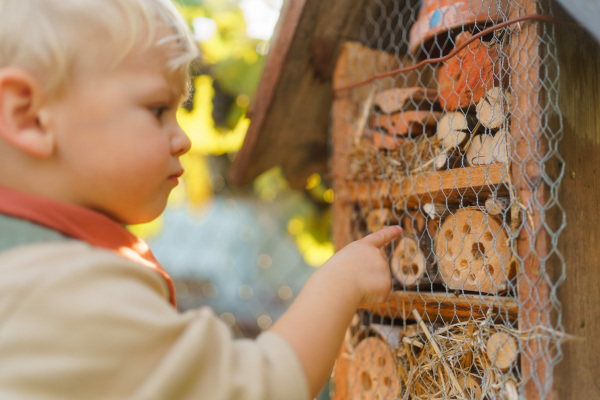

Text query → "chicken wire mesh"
[330,0,566,399]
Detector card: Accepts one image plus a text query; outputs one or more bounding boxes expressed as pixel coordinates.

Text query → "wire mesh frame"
[329,0,565,399]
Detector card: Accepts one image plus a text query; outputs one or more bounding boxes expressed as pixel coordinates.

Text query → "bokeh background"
[132,0,335,355]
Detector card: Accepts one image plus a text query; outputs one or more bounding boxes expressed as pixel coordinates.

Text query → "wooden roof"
[229,0,376,190]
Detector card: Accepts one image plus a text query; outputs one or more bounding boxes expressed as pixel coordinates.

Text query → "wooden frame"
[330,4,556,394]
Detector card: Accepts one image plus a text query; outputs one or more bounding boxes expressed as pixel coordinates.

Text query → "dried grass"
[347,134,443,182]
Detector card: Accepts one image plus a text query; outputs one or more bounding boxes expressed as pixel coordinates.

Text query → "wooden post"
[331,44,357,252]
[331,41,404,400]
[332,41,404,251]
[508,1,553,398]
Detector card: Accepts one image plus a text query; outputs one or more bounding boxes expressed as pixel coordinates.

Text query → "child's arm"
[269,225,403,398]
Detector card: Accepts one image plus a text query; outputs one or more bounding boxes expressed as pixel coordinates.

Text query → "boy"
[0,0,402,399]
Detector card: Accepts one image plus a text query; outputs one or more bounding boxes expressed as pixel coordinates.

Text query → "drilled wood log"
[374,87,439,114]
[438,32,503,111]
[434,207,513,293]
[391,233,432,287]
[347,337,401,400]
[466,130,509,166]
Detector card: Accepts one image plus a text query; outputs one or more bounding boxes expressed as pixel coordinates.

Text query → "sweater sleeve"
[0,242,309,400]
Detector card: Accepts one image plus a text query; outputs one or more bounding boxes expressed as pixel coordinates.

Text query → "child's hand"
[320,225,403,307]
[270,225,403,398]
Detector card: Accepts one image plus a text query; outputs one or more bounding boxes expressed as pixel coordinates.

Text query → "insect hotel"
[231,0,600,399]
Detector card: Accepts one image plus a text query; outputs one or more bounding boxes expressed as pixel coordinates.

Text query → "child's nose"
[171,125,192,156]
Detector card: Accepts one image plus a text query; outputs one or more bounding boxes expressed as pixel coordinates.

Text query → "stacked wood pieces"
[399,314,521,400]
[342,317,522,400]
[437,32,505,111]
[370,87,441,143]
[347,86,445,181]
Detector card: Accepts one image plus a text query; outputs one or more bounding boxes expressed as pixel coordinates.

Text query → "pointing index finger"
[361,225,403,248]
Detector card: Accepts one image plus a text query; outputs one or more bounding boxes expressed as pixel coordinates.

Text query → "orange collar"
[0,186,176,307]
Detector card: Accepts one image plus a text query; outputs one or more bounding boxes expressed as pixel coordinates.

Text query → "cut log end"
[485,196,510,216]
[423,203,446,219]
[437,112,478,150]
[391,234,427,286]
[365,208,392,233]
[347,337,401,400]
[434,207,511,293]
[476,87,510,130]
[374,87,438,114]
[486,332,518,371]
[466,130,509,166]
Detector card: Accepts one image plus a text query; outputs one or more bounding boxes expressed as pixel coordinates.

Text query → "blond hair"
[0,0,198,99]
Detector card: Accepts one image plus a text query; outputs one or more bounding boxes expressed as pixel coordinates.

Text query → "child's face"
[42,41,192,224]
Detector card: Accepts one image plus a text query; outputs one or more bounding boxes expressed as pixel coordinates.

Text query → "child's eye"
[149,105,169,120]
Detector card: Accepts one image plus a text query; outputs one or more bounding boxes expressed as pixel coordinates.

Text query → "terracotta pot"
[409,0,509,56]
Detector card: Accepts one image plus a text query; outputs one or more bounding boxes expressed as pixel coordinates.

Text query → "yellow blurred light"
[305,173,321,190]
[323,189,335,204]
[287,217,304,236]
[236,94,251,108]
[295,232,334,267]
[177,75,248,156]
[128,217,164,240]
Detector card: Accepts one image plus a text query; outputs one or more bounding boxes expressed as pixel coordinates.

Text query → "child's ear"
[0,68,54,158]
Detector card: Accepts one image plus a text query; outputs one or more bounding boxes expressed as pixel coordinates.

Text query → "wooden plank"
[551,4,600,399]
[230,0,372,190]
[363,291,519,323]
[343,164,509,207]
[330,41,363,400]
[230,0,307,186]
[508,2,552,399]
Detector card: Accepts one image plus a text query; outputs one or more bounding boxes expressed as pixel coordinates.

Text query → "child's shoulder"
[0,213,67,252]
[0,217,172,309]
